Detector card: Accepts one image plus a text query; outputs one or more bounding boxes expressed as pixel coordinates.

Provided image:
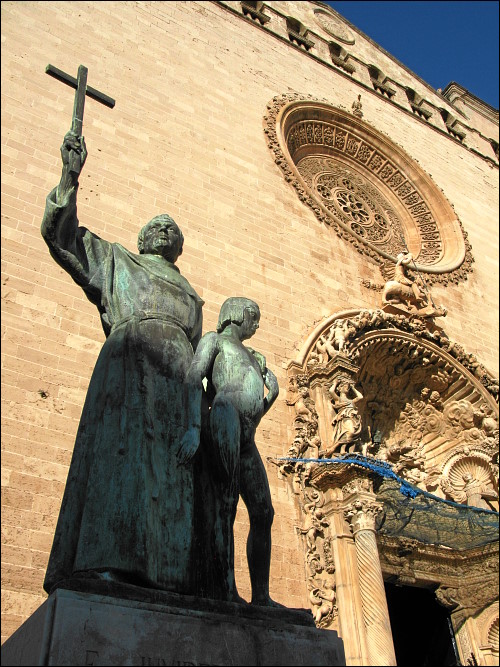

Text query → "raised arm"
[177,332,219,464]
[41,131,87,253]
[41,132,111,296]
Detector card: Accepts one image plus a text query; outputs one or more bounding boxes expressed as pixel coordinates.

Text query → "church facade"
[1,2,498,665]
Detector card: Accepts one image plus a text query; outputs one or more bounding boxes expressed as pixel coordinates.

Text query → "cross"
[45,64,115,173]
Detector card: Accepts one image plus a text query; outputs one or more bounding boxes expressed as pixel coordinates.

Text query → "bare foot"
[251,596,286,608]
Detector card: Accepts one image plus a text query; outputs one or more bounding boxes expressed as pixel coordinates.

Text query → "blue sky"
[324,1,499,109]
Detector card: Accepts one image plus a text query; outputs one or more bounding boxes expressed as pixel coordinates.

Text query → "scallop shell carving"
[447,456,492,490]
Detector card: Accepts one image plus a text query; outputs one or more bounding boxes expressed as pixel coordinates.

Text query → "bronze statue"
[41,131,204,594]
[178,297,280,605]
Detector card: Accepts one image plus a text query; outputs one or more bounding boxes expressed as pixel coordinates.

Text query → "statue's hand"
[177,427,200,465]
[60,131,87,172]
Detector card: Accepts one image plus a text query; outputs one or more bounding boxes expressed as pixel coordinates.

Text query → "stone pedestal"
[1,582,345,666]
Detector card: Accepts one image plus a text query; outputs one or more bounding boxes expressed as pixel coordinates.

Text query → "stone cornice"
[214,1,498,166]
[442,82,499,122]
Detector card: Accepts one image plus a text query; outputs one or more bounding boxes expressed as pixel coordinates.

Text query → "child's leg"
[239,444,276,605]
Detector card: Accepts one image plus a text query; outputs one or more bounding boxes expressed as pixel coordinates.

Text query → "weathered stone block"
[1,585,345,666]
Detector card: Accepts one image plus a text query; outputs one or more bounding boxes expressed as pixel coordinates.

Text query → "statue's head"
[217,297,260,340]
[138,214,184,262]
[397,251,413,264]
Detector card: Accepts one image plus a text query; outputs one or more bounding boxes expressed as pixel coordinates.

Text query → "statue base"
[1,581,345,666]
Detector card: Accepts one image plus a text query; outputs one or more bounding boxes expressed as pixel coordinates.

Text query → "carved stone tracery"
[264,94,475,286]
[294,488,338,628]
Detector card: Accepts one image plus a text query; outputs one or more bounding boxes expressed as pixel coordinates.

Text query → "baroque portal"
[278,308,499,666]
[266,94,496,667]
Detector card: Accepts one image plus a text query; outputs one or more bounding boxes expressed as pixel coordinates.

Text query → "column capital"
[343,497,383,534]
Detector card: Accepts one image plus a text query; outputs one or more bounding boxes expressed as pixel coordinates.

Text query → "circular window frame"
[264,94,474,283]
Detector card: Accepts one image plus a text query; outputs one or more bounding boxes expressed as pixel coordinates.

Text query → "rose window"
[264,95,473,283]
[313,169,406,255]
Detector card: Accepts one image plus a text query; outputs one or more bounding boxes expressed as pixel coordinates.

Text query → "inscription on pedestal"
[0,589,345,666]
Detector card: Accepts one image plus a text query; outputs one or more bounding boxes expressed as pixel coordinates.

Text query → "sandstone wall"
[1,0,498,642]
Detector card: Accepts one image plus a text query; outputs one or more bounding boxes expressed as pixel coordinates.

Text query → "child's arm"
[263,367,279,415]
[177,332,218,464]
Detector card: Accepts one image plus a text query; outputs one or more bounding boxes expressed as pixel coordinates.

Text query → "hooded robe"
[41,185,203,594]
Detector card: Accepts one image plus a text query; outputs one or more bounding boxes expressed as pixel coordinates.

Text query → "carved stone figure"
[178,297,280,605]
[351,94,363,118]
[328,318,354,353]
[290,385,314,423]
[461,473,497,510]
[323,376,363,456]
[316,333,337,363]
[41,132,204,595]
[296,505,329,551]
[382,251,447,318]
[308,579,337,626]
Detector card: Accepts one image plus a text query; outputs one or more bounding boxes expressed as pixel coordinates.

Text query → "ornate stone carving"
[479,604,500,654]
[324,375,364,456]
[379,537,499,636]
[344,498,383,533]
[281,307,498,654]
[284,374,320,462]
[296,493,329,552]
[313,8,355,44]
[309,318,356,365]
[300,161,409,260]
[440,450,498,510]
[381,251,447,319]
[436,578,499,622]
[263,94,474,286]
[283,308,498,502]
[294,488,338,628]
[308,576,337,628]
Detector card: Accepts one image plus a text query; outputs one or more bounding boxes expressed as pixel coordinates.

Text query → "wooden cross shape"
[45,64,115,173]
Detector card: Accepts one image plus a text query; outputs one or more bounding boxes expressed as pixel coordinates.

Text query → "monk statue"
[41,131,204,595]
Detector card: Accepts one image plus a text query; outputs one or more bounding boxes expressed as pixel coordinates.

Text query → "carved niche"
[264,94,474,286]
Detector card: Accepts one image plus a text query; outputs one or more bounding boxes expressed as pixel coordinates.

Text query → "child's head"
[217,297,260,333]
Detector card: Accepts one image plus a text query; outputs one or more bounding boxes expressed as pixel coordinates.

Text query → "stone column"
[344,497,396,667]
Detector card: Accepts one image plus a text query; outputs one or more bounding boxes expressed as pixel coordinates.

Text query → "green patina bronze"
[42,131,204,594]
[41,132,279,605]
[180,297,280,605]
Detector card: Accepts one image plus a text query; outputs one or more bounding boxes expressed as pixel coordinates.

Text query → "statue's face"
[141,218,182,261]
[240,306,260,341]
